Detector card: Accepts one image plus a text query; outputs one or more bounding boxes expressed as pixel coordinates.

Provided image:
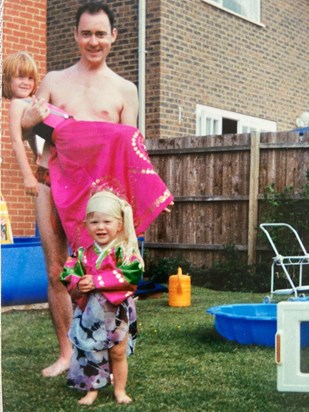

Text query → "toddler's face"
[86,212,122,247]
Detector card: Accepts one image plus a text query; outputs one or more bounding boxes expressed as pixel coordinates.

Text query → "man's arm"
[120,81,139,127]
[36,71,54,101]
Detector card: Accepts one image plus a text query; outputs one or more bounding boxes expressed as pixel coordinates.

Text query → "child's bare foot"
[115,392,133,404]
[42,357,70,377]
[78,390,98,405]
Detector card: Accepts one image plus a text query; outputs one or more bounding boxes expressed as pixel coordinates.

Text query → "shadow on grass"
[177,323,243,353]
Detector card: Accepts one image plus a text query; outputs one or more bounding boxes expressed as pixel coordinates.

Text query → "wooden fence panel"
[145,131,309,268]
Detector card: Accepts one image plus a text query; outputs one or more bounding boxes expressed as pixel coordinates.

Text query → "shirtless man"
[22,1,138,379]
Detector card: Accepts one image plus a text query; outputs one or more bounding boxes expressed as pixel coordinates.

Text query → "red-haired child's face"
[10,73,35,99]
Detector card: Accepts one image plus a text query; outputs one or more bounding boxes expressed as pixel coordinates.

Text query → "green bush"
[144,254,191,284]
[204,244,270,293]
[259,172,309,254]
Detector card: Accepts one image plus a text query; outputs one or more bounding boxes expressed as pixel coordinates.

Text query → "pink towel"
[49,118,173,251]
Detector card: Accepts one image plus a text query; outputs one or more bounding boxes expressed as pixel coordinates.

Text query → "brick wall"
[2,0,47,237]
[158,0,309,138]
[46,0,80,70]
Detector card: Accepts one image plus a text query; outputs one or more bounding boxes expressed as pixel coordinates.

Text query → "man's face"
[74,11,117,65]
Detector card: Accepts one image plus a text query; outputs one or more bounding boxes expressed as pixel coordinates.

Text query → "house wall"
[157,0,309,138]
[1,0,47,237]
[47,0,308,140]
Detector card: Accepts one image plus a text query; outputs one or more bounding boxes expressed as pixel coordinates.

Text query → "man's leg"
[36,184,73,377]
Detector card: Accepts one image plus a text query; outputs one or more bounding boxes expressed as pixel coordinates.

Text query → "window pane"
[219,0,261,22]
[222,117,237,134]
[223,0,242,14]
[206,118,212,135]
[301,321,309,373]
[214,119,220,134]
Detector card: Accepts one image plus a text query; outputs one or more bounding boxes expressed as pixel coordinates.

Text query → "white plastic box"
[276,301,309,392]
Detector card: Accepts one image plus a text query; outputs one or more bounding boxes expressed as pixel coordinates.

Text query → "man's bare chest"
[52,84,122,122]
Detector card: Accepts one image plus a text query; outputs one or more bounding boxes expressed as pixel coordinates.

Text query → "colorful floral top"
[60,242,143,309]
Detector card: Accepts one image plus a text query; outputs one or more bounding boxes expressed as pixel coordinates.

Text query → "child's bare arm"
[9,99,38,196]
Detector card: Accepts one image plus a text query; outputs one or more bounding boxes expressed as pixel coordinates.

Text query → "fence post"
[248,131,260,266]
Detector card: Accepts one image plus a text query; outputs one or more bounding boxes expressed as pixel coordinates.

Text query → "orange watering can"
[168,267,191,307]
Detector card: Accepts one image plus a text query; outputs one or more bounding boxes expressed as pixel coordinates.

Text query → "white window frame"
[196,104,277,136]
[202,0,264,26]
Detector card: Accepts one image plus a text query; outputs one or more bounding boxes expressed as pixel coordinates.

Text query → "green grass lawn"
[2,287,309,412]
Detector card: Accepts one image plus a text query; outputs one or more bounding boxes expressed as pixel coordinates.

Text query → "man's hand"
[164,201,174,213]
[21,96,50,130]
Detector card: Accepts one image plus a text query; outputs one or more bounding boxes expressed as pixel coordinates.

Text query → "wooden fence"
[144,130,309,268]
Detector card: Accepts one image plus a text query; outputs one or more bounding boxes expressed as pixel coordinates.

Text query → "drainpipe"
[138,0,146,136]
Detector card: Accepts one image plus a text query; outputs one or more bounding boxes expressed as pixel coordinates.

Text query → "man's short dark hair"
[76,1,115,29]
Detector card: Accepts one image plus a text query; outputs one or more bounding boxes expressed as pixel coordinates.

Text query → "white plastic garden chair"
[260,223,309,303]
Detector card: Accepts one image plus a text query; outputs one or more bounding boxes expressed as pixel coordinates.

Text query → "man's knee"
[47,262,65,287]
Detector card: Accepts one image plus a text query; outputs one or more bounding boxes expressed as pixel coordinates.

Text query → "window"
[196,105,276,136]
[203,0,261,25]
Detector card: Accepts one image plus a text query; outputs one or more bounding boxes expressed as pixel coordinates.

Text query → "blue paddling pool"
[207,303,309,347]
[207,304,278,347]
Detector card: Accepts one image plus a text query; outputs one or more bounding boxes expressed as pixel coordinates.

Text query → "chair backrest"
[260,223,308,257]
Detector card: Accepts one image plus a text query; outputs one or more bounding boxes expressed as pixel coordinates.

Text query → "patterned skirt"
[67,292,137,391]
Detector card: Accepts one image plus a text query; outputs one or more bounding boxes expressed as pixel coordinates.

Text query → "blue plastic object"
[208,303,309,347]
[207,304,277,347]
[1,237,48,306]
